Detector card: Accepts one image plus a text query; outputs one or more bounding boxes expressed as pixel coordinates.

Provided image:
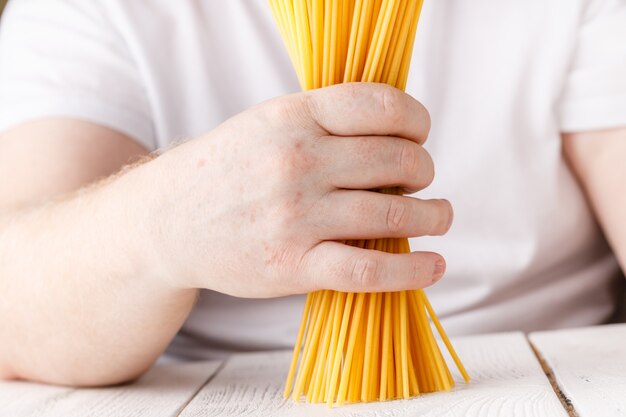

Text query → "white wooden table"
[2,324,625,417]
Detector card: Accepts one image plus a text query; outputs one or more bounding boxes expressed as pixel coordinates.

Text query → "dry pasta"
[269,0,470,406]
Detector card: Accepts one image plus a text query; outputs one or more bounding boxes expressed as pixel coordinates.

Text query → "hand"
[146,83,452,297]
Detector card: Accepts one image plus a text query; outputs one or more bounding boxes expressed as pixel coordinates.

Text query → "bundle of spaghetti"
[269,0,470,405]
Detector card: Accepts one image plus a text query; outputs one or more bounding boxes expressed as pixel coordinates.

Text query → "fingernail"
[433,259,446,280]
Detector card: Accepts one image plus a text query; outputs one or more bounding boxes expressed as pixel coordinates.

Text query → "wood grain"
[0,360,221,417]
[179,332,568,417]
[530,324,626,417]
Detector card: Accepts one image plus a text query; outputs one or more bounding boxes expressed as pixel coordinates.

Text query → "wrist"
[96,159,190,292]
[116,154,203,292]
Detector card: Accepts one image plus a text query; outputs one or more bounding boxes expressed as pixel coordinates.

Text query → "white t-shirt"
[1,0,626,360]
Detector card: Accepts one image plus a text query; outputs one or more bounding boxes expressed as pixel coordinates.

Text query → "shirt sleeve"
[0,0,156,150]
[558,0,626,133]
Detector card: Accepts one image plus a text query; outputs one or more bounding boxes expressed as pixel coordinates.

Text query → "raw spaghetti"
[269,0,470,406]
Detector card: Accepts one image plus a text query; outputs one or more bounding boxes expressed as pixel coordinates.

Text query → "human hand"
[146,83,452,297]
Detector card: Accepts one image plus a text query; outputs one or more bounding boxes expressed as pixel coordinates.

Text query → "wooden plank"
[0,380,73,417]
[0,360,221,417]
[179,332,567,417]
[530,324,626,417]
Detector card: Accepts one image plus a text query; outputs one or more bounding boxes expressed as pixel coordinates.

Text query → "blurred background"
[0,0,6,15]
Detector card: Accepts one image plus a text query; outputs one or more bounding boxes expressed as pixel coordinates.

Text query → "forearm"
[0,163,197,386]
[0,83,449,386]
[563,128,626,273]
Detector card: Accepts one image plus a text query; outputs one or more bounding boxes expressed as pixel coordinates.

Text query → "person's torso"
[101,0,620,359]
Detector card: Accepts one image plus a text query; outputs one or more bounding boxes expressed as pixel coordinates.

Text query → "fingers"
[300,241,446,292]
[310,190,453,240]
[304,83,431,144]
[318,135,434,192]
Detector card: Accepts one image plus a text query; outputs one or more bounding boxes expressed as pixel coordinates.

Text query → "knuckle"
[350,255,380,288]
[300,92,320,122]
[266,93,318,132]
[260,95,290,120]
[398,143,420,179]
[338,82,362,99]
[273,141,318,179]
[420,149,435,187]
[379,85,404,122]
[386,197,409,234]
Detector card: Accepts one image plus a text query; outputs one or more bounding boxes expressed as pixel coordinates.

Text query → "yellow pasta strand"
[269,0,470,406]
[336,292,365,404]
[360,282,378,400]
[309,291,337,402]
[400,289,410,399]
[423,291,472,383]
[283,292,313,398]
[397,0,424,90]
